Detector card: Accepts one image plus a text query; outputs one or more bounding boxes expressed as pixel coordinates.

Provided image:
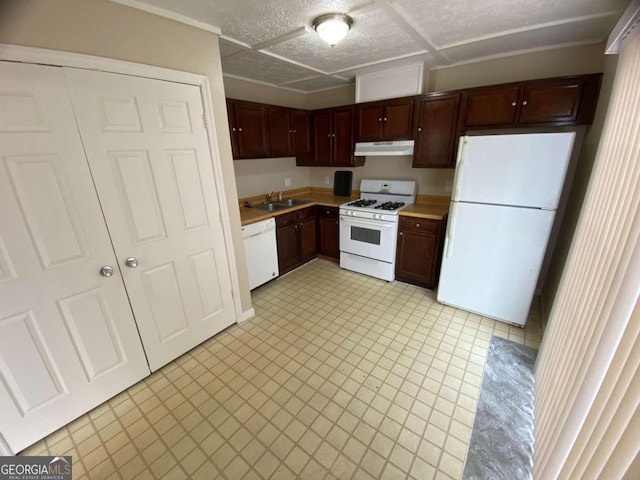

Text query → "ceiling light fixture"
[312,13,353,47]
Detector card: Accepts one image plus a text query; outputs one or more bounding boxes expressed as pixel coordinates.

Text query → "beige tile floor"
[21,259,542,479]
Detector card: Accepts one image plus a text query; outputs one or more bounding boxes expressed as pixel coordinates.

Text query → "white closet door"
[65,68,237,371]
[0,62,149,453]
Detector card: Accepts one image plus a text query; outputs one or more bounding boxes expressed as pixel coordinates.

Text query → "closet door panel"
[65,69,237,371]
[0,62,149,454]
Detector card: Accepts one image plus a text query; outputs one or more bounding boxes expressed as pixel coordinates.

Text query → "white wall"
[308,158,454,196]
[234,158,310,198]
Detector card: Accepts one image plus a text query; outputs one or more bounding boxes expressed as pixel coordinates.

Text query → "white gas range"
[339,179,416,281]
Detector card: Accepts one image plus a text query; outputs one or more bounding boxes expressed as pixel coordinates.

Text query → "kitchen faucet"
[267,191,274,202]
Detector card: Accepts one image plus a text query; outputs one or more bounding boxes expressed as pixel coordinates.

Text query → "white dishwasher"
[242,218,279,290]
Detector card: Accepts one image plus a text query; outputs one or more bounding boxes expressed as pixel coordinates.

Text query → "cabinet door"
[226,102,239,158]
[356,103,384,141]
[318,210,339,260]
[383,98,414,140]
[413,94,461,168]
[277,223,300,274]
[311,110,333,166]
[518,79,583,125]
[395,218,442,289]
[268,107,292,156]
[299,216,317,262]
[333,107,355,166]
[66,68,237,372]
[291,110,311,155]
[465,85,520,127]
[231,101,268,158]
[0,62,149,453]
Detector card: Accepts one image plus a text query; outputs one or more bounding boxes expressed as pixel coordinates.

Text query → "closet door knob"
[125,257,138,268]
[100,266,114,277]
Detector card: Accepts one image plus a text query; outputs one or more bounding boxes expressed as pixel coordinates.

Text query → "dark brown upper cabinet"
[464,74,602,129]
[298,106,364,167]
[227,99,310,160]
[227,99,268,159]
[267,107,310,157]
[413,92,464,169]
[355,97,415,141]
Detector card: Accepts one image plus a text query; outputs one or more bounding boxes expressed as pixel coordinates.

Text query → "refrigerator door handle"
[452,137,467,201]
[445,202,458,259]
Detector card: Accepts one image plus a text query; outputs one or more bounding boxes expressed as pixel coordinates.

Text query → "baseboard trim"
[240,308,256,323]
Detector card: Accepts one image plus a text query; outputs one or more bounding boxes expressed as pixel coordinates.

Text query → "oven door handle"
[340,216,396,229]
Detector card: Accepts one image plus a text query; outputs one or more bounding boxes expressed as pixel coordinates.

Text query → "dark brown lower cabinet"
[276,207,317,275]
[317,206,339,261]
[395,216,446,289]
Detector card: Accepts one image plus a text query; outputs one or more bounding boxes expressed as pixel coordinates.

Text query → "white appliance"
[354,140,415,157]
[340,179,416,281]
[437,132,576,326]
[242,218,279,290]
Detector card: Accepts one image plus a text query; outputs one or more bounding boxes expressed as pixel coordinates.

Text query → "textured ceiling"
[117,0,629,93]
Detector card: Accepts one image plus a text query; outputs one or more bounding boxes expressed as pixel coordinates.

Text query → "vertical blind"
[534,24,640,479]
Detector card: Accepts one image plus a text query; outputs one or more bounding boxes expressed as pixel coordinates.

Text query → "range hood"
[354,140,415,157]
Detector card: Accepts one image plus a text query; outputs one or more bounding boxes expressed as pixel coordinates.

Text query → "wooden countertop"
[239,188,359,225]
[239,188,450,225]
[399,195,450,221]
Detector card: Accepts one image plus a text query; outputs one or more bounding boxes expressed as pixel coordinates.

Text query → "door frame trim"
[0,433,10,456]
[0,43,243,325]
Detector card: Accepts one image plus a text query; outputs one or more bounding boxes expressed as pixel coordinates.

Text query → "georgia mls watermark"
[0,456,71,480]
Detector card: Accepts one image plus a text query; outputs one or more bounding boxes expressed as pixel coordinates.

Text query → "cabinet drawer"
[297,206,315,221]
[317,206,338,218]
[399,216,439,233]
[275,211,297,227]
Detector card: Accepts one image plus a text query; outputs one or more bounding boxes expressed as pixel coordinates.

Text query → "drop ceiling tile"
[222,50,319,85]
[219,38,245,57]
[264,8,423,74]
[146,0,368,46]
[440,16,614,64]
[395,0,627,47]
[284,76,353,92]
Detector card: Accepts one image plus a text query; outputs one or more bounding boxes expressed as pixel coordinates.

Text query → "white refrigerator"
[437,132,576,326]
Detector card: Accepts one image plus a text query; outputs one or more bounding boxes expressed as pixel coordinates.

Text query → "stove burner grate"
[375,201,406,211]
[347,199,377,208]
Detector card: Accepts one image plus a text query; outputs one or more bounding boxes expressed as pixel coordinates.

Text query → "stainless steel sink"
[253,198,311,211]
[273,198,311,207]
[253,202,287,212]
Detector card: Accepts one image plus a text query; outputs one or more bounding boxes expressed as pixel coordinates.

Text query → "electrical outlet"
[284,178,292,187]
[445,181,453,193]
[324,175,330,185]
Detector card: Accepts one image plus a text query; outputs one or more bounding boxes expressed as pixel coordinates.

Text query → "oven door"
[339,215,398,263]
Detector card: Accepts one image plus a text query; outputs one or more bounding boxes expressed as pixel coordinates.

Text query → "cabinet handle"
[399,232,403,236]
[383,117,388,121]
[238,128,243,132]
[232,127,236,132]
[417,127,422,132]
[293,129,297,133]
[326,210,330,214]
[522,100,528,106]
[416,223,420,227]
[378,117,382,122]
[511,102,517,107]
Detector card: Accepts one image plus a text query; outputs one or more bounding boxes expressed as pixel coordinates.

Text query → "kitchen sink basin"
[273,198,311,207]
[253,198,311,211]
[253,202,287,212]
